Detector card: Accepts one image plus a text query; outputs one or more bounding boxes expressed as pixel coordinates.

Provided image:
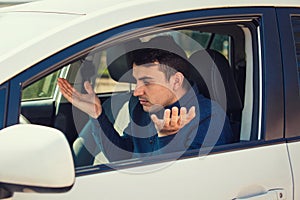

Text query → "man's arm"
[93,114,134,162]
[57,78,134,161]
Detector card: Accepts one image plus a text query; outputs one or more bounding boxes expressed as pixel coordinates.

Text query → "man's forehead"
[132,63,165,79]
[133,61,160,68]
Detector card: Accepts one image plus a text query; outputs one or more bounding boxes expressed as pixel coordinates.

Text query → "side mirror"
[0,124,75,199]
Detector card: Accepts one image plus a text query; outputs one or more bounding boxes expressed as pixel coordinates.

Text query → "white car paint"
[0,0,299,85]
[287,142,300,200]
[11,144,293,199]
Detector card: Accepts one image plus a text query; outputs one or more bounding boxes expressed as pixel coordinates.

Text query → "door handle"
[234,189,286,200]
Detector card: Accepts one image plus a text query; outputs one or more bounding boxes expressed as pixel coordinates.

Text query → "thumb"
[151,114,163,131]
[150,114,159,125]
[84,81,94,95]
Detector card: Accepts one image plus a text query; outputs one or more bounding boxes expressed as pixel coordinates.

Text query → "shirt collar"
[165,83,200,110]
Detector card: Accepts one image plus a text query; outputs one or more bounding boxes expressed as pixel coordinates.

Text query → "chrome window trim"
[257,26,263,140]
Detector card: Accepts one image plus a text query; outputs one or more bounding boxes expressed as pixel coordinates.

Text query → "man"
[57,36,233,163]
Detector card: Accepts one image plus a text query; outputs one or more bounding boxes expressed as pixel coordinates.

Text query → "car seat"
[188,49,243,142]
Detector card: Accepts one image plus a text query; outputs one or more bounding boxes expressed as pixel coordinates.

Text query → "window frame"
[4,7,284,175]
[0,83,8,129]
[277,8,300,140]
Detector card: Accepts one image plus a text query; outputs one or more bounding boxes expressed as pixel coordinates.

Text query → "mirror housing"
[0,124,75,198]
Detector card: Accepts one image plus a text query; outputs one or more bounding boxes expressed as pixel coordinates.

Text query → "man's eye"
[143,81,150,85]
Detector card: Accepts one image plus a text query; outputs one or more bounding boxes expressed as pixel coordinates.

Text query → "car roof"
[2,0,300,15]
[0,0,299,84]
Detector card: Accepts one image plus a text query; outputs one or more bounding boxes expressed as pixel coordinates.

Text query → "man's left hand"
[151,106,196,137]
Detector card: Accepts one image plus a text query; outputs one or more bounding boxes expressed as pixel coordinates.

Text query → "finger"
[186,106,196,122]
[163,109,171,126]
[58,78,74,95]
[59,78,83,99]
[57,78,67,92]
[62,79,77,94]
[178,107,187,126]
[57,77,65,84]
[59,87,73,103]
[150,114,159,124]
[151,114,163,130]
[84,81,95,95]
[58,78,71,89]
[58,80,85,105]
[57,79,73,100]
[170,107,179,126]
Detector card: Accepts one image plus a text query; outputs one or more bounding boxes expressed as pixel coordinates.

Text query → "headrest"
[106,35,187,83]
[106,39,140,83]
[139,35,187,59]
[188,49,242,113]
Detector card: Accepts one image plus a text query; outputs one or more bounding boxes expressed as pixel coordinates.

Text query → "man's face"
[132,63,177,112]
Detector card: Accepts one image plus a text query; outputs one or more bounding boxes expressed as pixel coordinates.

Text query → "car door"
[277,8,300,200]
[3,7,293,200]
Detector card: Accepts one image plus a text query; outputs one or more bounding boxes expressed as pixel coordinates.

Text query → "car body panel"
[276,7,300,200]
[0,0,300,84]
[12,144,293,199]
[287,142,300,200]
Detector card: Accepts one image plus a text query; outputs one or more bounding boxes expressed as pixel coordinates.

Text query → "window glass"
[68,25,251,167]
[210,35,230,59]
[93,51,135,94]
[170,30,230,58]
[63,51,134,95]
[22,71,60,101]
[20,20,257,169]
[291,16,300,93]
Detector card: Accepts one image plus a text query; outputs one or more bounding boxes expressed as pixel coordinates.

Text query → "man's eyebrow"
[138,76,154,81]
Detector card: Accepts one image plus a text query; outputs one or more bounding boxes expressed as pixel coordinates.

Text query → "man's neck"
[168,87,188,106]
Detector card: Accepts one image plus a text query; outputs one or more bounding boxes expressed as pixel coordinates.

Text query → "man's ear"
[171,72,184,90]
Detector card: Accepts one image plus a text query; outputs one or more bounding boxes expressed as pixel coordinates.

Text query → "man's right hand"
[57,78,102,119]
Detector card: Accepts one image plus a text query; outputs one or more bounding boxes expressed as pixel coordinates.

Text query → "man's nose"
[133,84,144,97]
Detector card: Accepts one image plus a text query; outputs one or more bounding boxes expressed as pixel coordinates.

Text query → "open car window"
[20,17,259,170]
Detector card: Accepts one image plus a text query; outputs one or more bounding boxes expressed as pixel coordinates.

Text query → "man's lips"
[139,98,150,105]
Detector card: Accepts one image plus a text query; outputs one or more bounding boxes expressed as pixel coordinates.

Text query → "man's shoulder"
[197,93,226,116]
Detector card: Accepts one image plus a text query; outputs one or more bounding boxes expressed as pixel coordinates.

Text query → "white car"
[0,0,41,8]
[0,0,299,199]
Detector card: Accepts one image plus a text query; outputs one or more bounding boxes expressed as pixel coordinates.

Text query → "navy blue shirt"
[92,86,233,162]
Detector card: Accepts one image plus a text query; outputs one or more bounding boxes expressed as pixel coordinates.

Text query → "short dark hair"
[132,37,191,90]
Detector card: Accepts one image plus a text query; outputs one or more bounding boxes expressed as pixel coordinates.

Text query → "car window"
[60,53,135,95]
[92,52,135,94]
[167,30,230,57]
[22,71,60,101]
[291,16,300,91]
[18,16,260,171]
[283,15,300,138]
